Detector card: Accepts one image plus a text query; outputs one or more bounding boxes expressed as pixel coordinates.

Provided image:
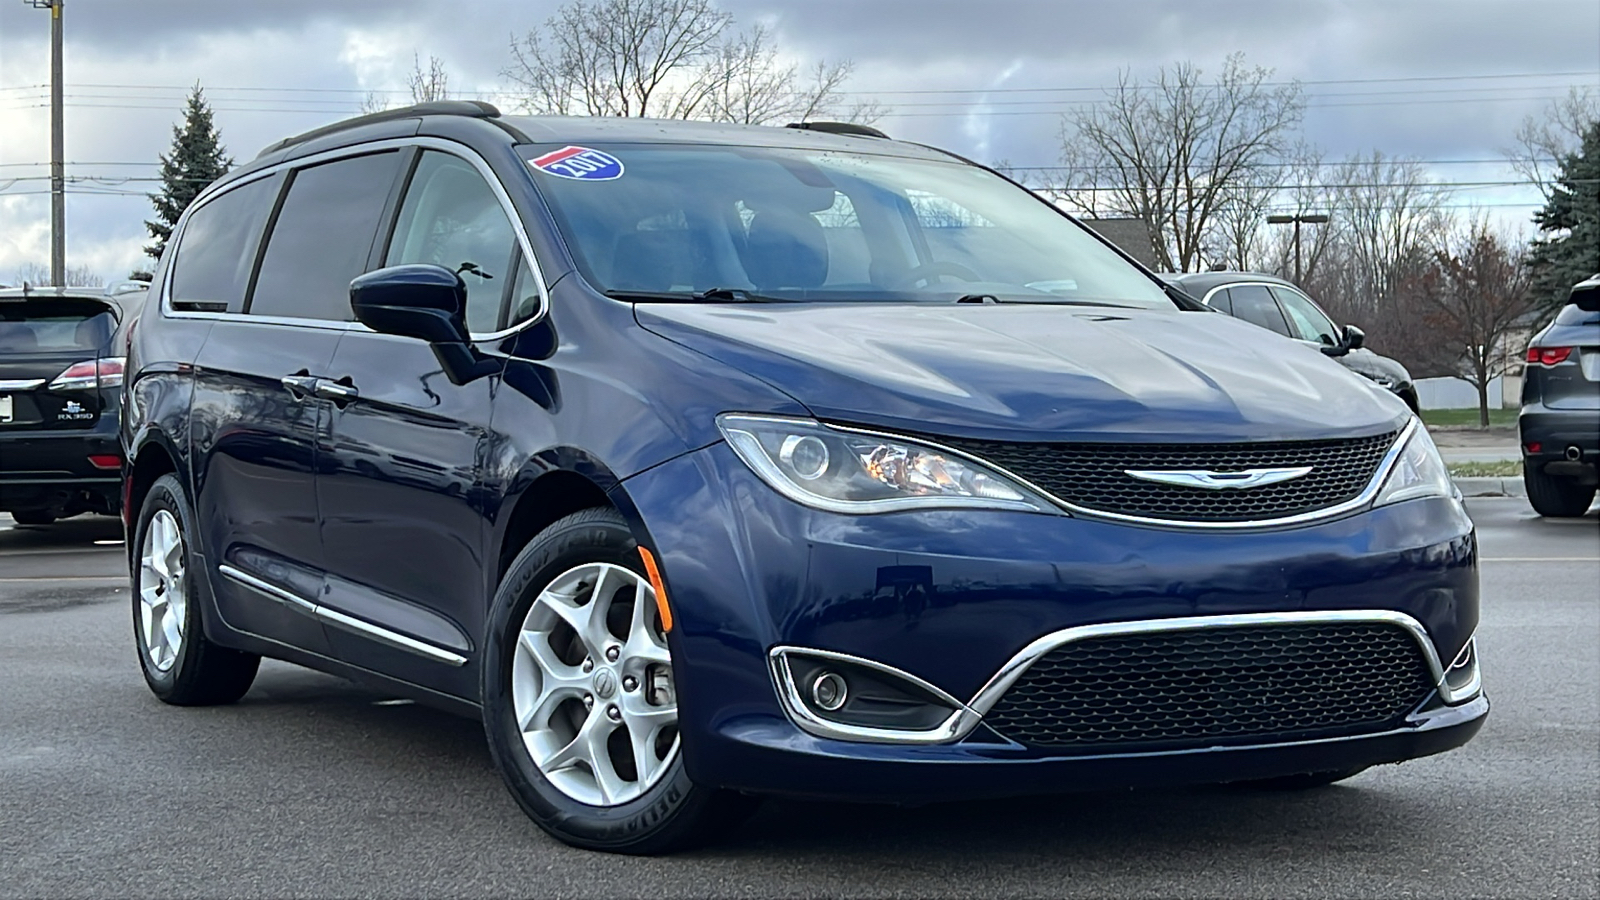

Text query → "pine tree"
[1528,119,1600,311]
[145,85,232,260]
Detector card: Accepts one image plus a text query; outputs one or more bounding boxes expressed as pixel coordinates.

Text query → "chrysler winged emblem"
[1123,466,1313,490]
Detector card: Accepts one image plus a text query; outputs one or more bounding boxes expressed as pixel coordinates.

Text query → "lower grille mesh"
[983,622,1435,751]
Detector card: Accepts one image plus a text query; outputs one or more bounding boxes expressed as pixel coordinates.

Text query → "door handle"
[280,371,319,401]
[313,377,359,406]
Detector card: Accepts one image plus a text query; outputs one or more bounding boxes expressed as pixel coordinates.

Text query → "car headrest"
[743,208,828,291]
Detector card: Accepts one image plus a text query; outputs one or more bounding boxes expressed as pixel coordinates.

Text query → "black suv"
[1,283,143,524]
[1520,274,1600,517]
[1166,271,1419,412]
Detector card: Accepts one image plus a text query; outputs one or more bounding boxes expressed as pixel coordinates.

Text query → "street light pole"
[1266,212,1329,284]
[26,0,65,285]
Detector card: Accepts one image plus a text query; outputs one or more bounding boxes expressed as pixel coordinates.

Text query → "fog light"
[1440,636,1481,704]
[810,671,848,711]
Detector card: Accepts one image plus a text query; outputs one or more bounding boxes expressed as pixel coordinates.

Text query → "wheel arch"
[125,432,181,541]
[492,449,647,587]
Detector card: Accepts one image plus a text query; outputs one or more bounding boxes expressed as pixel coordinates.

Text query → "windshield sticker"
[529,146,624,181]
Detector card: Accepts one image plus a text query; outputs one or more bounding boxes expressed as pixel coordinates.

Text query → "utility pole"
[1266,213,1329,285]
[26,0,64,285]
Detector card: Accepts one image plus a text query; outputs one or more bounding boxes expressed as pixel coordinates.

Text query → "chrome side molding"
[218,564,467,666]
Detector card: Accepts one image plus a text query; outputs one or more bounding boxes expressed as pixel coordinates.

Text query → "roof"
[499,115,944,158]
[1166,270,1299,295]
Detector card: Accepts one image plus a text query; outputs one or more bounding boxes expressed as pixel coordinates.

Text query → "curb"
[1452,476,1526,498]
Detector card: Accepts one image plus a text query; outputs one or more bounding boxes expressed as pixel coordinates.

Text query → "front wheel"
[1524,465,1597,517]
[481,508,757,854]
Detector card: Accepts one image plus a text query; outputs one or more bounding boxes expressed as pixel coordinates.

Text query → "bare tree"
[362,53,453,113]
[504,0,875,125]
[1259,147,1340,281]
[1324,152,1452,318]
[1504,86,1600,202]
[1408,220,1538,426]
[1055,54,1304,272]
[11,261,102,287]
[505,0,731,118]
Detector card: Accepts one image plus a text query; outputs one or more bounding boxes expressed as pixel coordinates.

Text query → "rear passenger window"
[1208,288,1234,316]
[386,152,518,334]
[1228,285,1292,337]
[170,177,277,313]
[250,152,400,321]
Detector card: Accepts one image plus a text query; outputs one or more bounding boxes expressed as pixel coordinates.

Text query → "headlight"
[1374,422,1456,507]
[717,414,1049,513]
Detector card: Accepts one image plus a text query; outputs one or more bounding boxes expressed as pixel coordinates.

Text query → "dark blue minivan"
[122,102,1486,853]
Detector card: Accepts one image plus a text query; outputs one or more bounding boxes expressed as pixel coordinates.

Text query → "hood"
[636,303,1410,442]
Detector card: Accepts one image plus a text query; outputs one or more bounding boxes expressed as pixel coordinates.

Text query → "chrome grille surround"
[930,421,1412,528]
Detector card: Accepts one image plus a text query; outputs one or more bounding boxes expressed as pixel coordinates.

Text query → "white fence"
[1415,376,1506,410]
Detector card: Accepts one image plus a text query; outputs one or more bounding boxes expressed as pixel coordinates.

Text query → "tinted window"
[170,177,277,313]
[1228,284,1291,336]
[386,152,517,334]
[1271,286,1339,344]
[506,255,541,328]
[0,300,113,353]
[251,152,400,321]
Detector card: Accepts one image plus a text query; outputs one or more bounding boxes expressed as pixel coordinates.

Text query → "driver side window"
[1271,286,1340,345]
[387,151,517,334]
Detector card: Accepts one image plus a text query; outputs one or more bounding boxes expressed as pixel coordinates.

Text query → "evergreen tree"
[1528,119,1600,310]
[145,85,232,260]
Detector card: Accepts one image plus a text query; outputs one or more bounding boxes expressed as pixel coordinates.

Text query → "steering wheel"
[892,260,984,290]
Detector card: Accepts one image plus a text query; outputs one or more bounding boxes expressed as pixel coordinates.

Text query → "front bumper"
[619,441,1483,802]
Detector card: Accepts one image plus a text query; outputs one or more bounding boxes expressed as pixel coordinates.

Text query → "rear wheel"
[1525,465,1597,517]
[10,509,56,526]
[481,507,757,854]
[132,474,260,705]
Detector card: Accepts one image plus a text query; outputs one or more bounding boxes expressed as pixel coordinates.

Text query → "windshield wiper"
[604,287,781,303]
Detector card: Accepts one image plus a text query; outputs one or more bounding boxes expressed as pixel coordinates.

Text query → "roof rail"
[255,100,502,159]
[785,121,890,139]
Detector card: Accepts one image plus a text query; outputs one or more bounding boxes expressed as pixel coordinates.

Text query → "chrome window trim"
[218,563,467,666]
[162,136,551,340]
[0,378,47,391]
[814,416,1418,531]
[771,609,1476,746]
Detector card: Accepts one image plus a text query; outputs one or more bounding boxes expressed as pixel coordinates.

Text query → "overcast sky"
[2,0,1596,281]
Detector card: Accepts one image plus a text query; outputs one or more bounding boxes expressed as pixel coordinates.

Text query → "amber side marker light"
[638,546,673,633]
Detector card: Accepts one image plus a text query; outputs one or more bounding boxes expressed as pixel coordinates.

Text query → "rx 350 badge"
[529,146,624,181]
[58,400,94,422]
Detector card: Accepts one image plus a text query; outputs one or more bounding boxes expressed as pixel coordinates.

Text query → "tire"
[481,507,758,854]
[1524,465,1597,518]
[131,473,261,705]
[1233,767,1367,790]
[10,509,57,526]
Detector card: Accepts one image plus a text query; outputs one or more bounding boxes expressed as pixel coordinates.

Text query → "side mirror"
[1343,325,1365,350]
[350,264,469,344]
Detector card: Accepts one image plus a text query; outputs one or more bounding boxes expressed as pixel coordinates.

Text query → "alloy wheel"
[512,562,679,806]
[137,509,187,672]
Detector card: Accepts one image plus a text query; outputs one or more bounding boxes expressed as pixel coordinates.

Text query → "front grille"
[983,622,1435,751]
[938,431,1399,523]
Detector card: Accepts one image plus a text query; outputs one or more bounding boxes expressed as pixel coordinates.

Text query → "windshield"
[521,143,1171,308]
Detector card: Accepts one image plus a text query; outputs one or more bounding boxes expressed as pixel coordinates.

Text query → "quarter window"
[386,152,518,334]
[169,177,277,314]
[250,151,401,321]
[1228,284,1292,337]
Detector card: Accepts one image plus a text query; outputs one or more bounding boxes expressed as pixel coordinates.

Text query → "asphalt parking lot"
[1,498,1595,898]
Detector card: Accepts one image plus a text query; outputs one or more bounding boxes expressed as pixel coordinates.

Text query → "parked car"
[1,282,144,525]
[1165,272,1419,412]
[1520,274,1600,517]
[123,103,1485,854]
